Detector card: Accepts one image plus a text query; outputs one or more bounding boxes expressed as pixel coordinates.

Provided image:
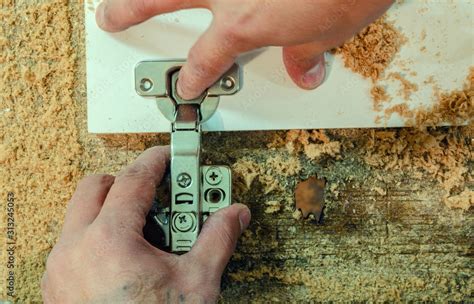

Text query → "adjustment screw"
[205,167,223,185]
[173,213,194,232]
[177,173,192,188]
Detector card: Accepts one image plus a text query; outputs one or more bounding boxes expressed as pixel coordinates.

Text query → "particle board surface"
[0,1,473,303]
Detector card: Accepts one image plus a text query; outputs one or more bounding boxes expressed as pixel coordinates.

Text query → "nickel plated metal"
[135,60,241,252]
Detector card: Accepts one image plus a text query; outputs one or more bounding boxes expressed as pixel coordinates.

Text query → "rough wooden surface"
[208,131,473,302]
[0,1,472,303]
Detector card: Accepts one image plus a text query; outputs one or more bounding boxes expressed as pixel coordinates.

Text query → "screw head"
[205,167,223,185]
[173,213,194,232]
[220,76,235,91]
[139,78,153,92]
[177,173,192,188]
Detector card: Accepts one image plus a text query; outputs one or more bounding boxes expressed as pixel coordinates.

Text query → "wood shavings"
[382,68,474,127]
[0,36,8,48]
[420,29,427,41]
[371,85,391,111]
[0,2,83,301]
[412,68,474,127]
[261,175,281,195]
[232,159,260,189]
[284,130,341,160]
[334,16,404,81]
[372,186,387,196]
[444,189,473,211]
[264,201,282,214]
[229,265,275,283]
[388,72,419,100]
[337,11,470,128]
[303,142,341,160]
[232,159,282,194]
[384,103,411,120]
[265,155,302,177]
[291,209,303,220]
[364,128,471,209]
[333,15,411,118]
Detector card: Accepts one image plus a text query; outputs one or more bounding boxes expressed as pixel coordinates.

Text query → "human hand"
[42,146,251,303]
[96,0,393,99]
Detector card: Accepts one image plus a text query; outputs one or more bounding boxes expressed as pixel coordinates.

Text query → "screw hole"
[206,189,224,204]
[140,78,153,92]
[220,76,235,91]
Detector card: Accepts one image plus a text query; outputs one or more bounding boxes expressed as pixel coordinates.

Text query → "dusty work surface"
[0,1,473,302]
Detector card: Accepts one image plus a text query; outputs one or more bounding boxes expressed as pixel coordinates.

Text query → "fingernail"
[238,206,251,233]
[301,60,325,89]
[96,2,106,29]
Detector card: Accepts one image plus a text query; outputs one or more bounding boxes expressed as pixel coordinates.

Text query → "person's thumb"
[188,204,251,275]
[283,42,327,90]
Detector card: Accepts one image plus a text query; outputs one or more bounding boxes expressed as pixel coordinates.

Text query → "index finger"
[96,146,170,233]
[176,22,255,100]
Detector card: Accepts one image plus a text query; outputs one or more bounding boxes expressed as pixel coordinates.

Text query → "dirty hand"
[41,146,251,303]
[96,0,393,98]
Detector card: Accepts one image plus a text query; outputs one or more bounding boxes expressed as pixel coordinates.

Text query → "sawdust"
[384,103,411,120]
[0,2,83,301]
[228,261,468,302]
[1,1,473,302]
[388,72,419,100]
[383,68,474,127]
[333,15,412,118]
[444,189,473,211]
[372,186,387,196]
[270,125,472,213]
[284,129,331,147]
[364,128,472,209]
[232,154,301,192]
[232,159,282,195]
[291,209,303,220]
[265,155,302,177]
[282,130,341,160]
[412,68,474,127]
[336,12,472,128]
[334,16,404,82]
[264,201,281,214]
[303,142,341,160]
[371,85,391,111]
[232,159,260,190]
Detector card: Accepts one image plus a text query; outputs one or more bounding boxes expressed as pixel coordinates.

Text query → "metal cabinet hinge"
[135,60,241,252]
